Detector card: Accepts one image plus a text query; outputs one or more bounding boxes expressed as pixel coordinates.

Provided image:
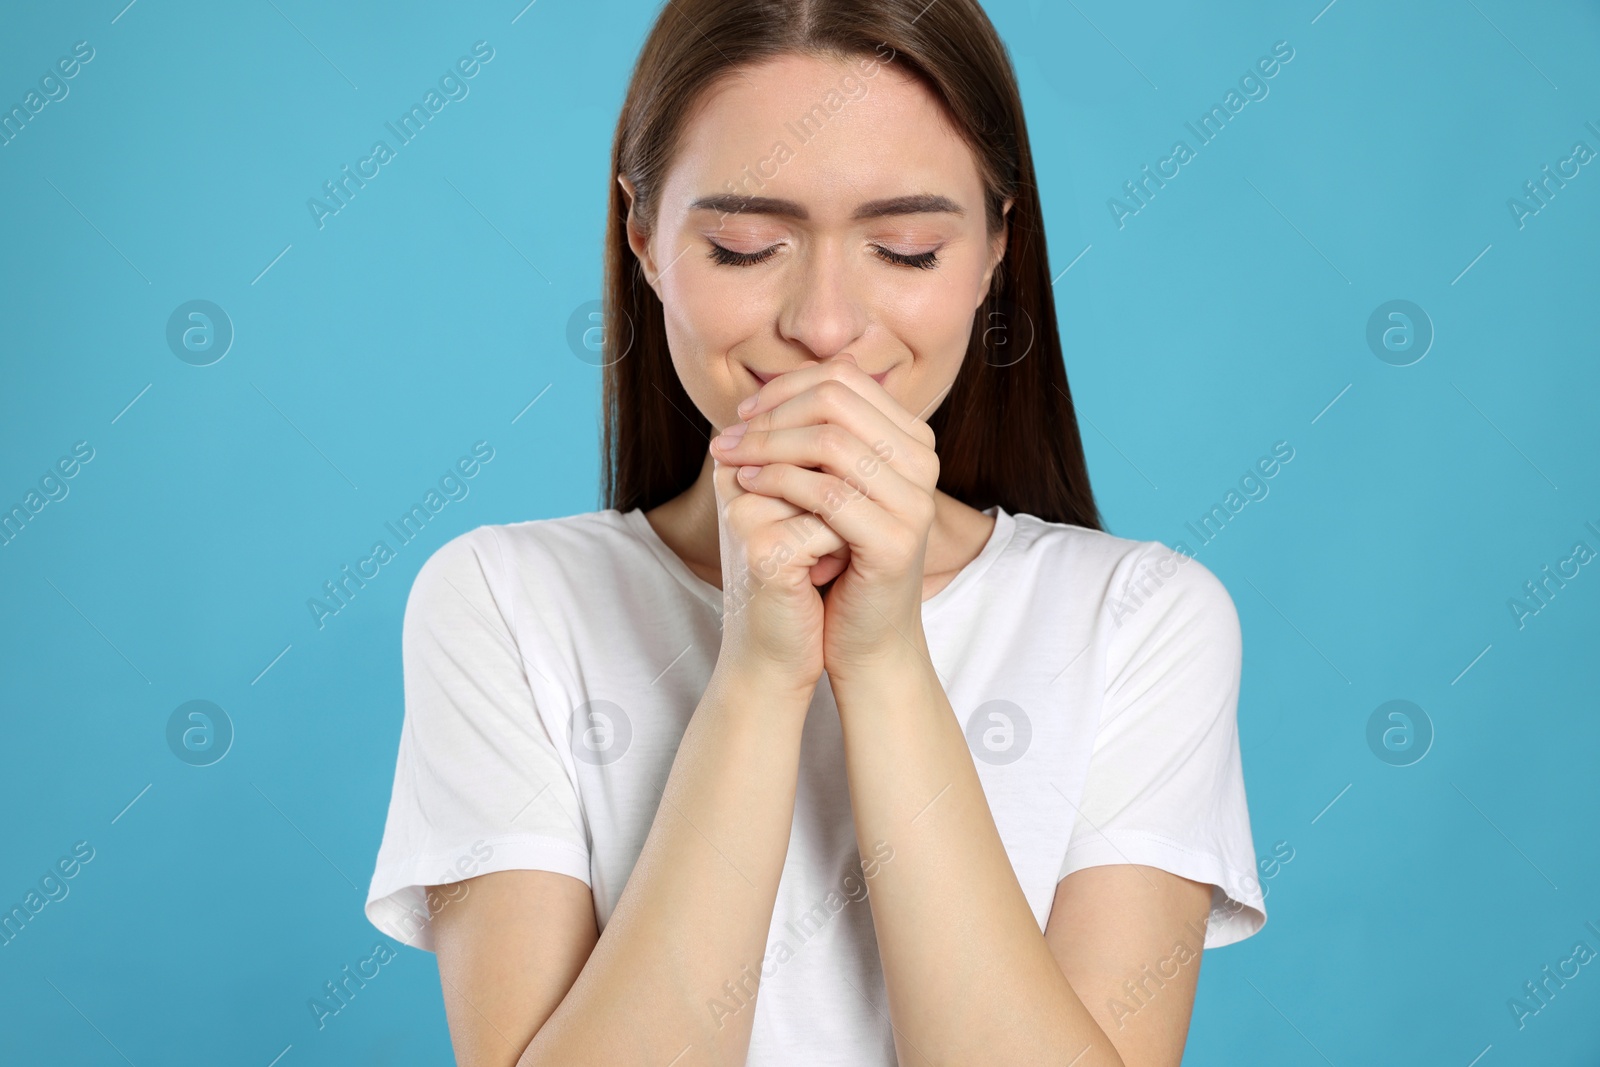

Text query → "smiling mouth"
[749,366,890,386]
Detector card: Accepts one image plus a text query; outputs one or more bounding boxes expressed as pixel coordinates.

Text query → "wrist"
[824,636,936,696]
[707,657,820,712]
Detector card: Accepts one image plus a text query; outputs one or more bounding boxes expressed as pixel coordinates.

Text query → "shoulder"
[1006,512,1234,610]
[411,510,629,585]
[405,509,632,618]
[1004,511,1238,656]
[1004,511,1143,573]
[1107,541,1239,648]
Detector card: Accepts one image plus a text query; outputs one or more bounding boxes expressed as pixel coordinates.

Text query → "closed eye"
[705,240,941,270]
[874,246,940,270]
[705,241,780,267]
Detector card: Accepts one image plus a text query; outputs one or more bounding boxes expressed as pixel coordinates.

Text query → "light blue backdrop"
[2,0,1596,1063]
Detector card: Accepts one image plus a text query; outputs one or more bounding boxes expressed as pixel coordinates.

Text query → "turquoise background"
[2,0,1597,1063]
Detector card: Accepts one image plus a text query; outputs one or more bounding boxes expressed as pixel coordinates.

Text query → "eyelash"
[705,240,940,270]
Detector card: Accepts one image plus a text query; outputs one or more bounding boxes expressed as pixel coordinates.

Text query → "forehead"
[664,52,985,219]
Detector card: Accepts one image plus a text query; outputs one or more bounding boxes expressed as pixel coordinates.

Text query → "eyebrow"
[688,192,965,221]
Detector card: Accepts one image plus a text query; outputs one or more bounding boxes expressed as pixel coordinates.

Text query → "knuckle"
[827,474,863,509]
[887,524,922,561]
[725,493,757,526]
[818,480,847,514]
[743,534,771,562]
[815,424,848,457]
[747,533,785,569]
[815,378,852,408]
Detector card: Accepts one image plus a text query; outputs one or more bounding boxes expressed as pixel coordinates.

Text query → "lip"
[749,366,890,386]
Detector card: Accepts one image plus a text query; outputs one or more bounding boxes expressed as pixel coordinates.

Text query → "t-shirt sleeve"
[364,525,591,953]
[1057,542,1267,949]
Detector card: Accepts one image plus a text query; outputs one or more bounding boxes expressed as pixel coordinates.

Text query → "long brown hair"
[601,0,1103,532]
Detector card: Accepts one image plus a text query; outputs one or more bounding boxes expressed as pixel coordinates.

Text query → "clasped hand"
[710,354,940,680]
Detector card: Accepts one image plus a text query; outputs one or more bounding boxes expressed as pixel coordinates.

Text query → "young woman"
[365,1,1266,1063]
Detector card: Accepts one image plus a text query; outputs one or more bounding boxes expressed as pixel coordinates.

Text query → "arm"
[430,662,814,1067]
[1044,863,1214,1065]
[708,358,1251,1062]
[830,648,1131,1066]
[429,869,598,1064]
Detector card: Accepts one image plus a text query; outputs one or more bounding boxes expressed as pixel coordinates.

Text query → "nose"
[775,239,868,362]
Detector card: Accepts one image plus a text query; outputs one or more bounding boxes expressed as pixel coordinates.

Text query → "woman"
[365,0,1266,1063]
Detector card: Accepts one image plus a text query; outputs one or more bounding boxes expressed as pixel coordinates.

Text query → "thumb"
[810,544,850,586]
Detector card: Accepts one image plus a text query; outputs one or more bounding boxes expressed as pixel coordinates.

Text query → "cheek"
[882,275,981,362]
[659,260,767,413]
[668,259,755,335]
[659,255,767,355]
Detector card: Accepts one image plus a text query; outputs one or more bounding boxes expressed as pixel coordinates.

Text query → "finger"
[735,461,913,563]
[809,551,850,590]
[713,434,849,571]
[736,356,935,449]
[710,441,750,507]
[711,441,811,564]
[772,505,849,566]
[721,420,925,522]
[718,379,934,511]
[712,423,807,512]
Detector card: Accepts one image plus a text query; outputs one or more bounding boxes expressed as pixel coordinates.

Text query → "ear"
[976,196,1016,309]
[618,174,661,296]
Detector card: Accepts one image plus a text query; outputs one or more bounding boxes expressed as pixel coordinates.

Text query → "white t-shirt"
[365,504,1267,1063]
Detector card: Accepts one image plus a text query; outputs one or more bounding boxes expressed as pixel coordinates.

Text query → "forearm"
[832,648,1126,1066]
[523,664,812,1066]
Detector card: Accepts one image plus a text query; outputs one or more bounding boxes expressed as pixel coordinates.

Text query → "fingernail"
[737,394,758,415]
[712,421,748,450]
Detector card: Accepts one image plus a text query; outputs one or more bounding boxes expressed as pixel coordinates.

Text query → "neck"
[660,451,723,570]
